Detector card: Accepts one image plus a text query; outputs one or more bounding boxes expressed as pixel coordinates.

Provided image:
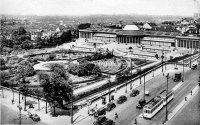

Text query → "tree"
[39,64,72,116]
[18,60,35,78]
[0,58,6,70]
[18,27,27,35]
[0,71,10,86]
[21,40,33,50]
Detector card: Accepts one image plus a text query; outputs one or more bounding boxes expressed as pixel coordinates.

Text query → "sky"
[0,0,199,16]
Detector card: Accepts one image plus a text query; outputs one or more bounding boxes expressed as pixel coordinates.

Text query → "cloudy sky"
[0,0,199,16]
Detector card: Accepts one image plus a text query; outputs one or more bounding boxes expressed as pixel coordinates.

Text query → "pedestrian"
[12,99,14,104]
[134,118,137,125]
[115,113,118,120]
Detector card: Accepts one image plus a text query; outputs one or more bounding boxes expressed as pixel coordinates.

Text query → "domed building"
[116,25,145,44]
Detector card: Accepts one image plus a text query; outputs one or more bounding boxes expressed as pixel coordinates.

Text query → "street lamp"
[140,65,142,84]
[165,51,167,70]
[165,73,169,122]
[108,79,111,102]
[182,54,184,82]
[161,52,164,72]
[17,105,22,125]
[143,71,146,101]
[71,87,73,124]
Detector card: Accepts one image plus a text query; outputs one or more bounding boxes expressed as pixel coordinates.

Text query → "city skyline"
[1,0,199,16]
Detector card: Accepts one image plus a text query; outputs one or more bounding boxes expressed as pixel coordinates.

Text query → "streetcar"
[143,90,174,119]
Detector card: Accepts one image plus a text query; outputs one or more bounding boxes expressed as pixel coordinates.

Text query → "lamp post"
[71,87,73,124]
[165,51,167,70]
[161,52,164,72]
[165,73,169,122]
[182,54,184,82]
[190,48,192,68]
[108,79,111,102]
[17,105,22,125]
[140,65,142,84]
[143,71,146,101]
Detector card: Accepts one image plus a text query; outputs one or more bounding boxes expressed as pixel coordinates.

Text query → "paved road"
[150,66,200,124]
[75,65,190,125]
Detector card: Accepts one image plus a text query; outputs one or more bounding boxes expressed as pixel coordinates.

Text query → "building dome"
[123,25,140,31]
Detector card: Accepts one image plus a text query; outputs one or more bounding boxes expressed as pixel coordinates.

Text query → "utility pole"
[131,58,132,76]
[108,79,111,102]
[166,73,169,122]
[143,71,146,101]
[140,65,142,84]
[182,54,184,82]
[190,48,192,68]
[71,88,73,124]
[162,52,164,72]
[165,52,167,70]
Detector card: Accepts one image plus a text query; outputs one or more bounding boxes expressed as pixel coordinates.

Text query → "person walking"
[115,113,118,120]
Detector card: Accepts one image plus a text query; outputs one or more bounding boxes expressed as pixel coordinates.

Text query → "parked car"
[94,107,106,117]
[136,99,146,109]
[145,89,150,96]
[173,73,182,82]
[29,114,40,122]
[117,95,127,104]
[93,116,107,125]
[130,89,140,97]
[106,102,116,111]
[88,106,98,116]
[102,119,115,125]
[191,64,197,70]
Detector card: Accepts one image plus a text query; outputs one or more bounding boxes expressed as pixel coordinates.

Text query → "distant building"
[143,23,157,31]
[78,24,200,51]
[176,36,200,50]
[141,31,179,48]
[79,28,121,42]
[116,25,144,44]
[194,13,200,20]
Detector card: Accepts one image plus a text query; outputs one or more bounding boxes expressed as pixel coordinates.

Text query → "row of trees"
[1,26,75,52]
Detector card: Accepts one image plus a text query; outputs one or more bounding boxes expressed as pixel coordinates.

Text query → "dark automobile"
[106,102,116,111]
[173,73,182,82]
[29,114,41,122]
[130,89,140,97]
[102,119,115,125]
[93,116,107,125]
[117,95,127,104]
[94,107,106,117]
[191,64,197,70]
[136,99,146,109]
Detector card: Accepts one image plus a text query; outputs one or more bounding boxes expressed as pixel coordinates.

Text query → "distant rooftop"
[123,25,140,31]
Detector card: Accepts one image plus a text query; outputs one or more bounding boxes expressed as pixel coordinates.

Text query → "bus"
[143,90,174,119]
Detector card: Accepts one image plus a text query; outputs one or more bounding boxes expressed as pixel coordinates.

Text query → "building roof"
[148,23,157,27]
[93,33,116,38]
[142,37,175,43]
[97,28,121,33]
[145,31,180,37]
[79,28,121,34]
[123,25,140,31]
[117,30,145,36]
[176,35,200,40]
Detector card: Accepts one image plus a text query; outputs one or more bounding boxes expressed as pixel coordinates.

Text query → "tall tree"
[39,64,72,116]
